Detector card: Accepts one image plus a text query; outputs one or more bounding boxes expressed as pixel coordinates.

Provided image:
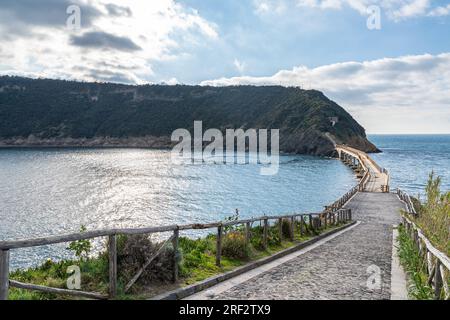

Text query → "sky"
[0,0,449,134]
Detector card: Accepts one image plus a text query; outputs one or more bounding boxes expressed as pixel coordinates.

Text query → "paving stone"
[212,192,403,300]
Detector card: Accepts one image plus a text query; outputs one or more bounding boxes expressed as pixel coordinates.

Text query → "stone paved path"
[187,192,403,300]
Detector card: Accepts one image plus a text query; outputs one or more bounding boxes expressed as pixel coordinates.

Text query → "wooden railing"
[397,188,417,216]
[0,208,352,300]
[397,188,449,300]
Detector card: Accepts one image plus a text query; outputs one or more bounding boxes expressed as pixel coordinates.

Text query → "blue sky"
[0,0,449,133]
[169,0,450,82]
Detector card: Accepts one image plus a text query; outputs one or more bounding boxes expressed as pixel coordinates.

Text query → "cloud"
[0,0,101,33]
[105,4,132,17]
[233,59,246,74]
[428,4,450,17]
[70,31,142,52]
[0,0,219,84]
[201,53,450,133]
[391,0,430,20]
[255,0,444,20]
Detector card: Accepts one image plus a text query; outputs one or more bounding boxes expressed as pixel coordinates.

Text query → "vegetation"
[397,225,434,299]
[67,226,92,261]
[411,172,450,255]
[9,215,349,300]
[0,76,378,155]
[397,172,449,299]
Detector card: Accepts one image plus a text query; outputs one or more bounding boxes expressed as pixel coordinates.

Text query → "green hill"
[0,76,379,156]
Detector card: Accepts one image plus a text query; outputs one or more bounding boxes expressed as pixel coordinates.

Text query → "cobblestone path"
[189,192,403,300]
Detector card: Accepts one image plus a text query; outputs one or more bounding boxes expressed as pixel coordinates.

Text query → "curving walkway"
[187,193,404,300]
[336,145,389,193]
[185,146,407,300]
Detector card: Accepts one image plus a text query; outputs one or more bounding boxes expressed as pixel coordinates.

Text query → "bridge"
[335,144,389,193]
[186,145,407,300]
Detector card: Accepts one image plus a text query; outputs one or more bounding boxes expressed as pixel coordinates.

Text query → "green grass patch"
[397,225,434,300]
[9,218,350,300]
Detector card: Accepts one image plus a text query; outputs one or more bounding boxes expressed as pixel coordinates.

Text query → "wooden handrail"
[401,215,450,299]
[0,208,354,300]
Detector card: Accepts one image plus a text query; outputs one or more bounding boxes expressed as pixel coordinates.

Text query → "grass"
[397,225,434,300]
[397,172,449,300]
[9,217,349,300]
[409,172,449,256]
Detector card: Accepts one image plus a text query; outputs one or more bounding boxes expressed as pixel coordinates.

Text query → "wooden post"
[434,260,442,299]
[216,225,223,266]
[263,218,268,250]
[245,222,251,246]
[308,214,313,232]
[290,216,295,241]
[108,235,117,299]
[323,213,327,229]
[172,228,179,283]
[299,215,304,236]
[0,250,10,300]
[278,218,283,242]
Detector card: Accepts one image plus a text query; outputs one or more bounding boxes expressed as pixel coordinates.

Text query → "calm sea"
[369,134,450,195]
[1,134,448,268]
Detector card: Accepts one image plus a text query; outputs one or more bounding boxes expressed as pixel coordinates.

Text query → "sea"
[0,134,448,269]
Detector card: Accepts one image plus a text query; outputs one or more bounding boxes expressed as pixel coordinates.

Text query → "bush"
[281,218,294,239]
[117,234,175,290]
[414,172,450,256]
[178,236,215,272]
[222,231,249,260]
[67,225,92,261]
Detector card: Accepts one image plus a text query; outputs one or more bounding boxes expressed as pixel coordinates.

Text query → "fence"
[0,208,352,300]
[397,188,449,300]
[397,188,417,216]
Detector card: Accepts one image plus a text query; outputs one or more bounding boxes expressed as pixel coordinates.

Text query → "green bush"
[222,231,249,260]
[178,236,216,277]
[414,172,450,256]
[67,226,92,261]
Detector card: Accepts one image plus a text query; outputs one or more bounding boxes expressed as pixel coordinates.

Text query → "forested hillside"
[0,76,379,155]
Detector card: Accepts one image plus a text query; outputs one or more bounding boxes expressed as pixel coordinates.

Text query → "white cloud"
[0,0,218,83]
[428,4,450,17]
[391,0,430,20]
[233,59,246,74]
[253,0,287,15]
[282,0,446,20]
[201,53,450,134]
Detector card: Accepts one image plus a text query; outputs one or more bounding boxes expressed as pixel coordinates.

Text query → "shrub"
[178,236,215,273]
[222,231,249,260]
[414,172,450,255]
[117,234,175,290]
[67,225,92,261]
[281,218,294,239]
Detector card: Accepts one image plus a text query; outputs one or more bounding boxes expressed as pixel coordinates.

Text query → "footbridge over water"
[336,144,390,193]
